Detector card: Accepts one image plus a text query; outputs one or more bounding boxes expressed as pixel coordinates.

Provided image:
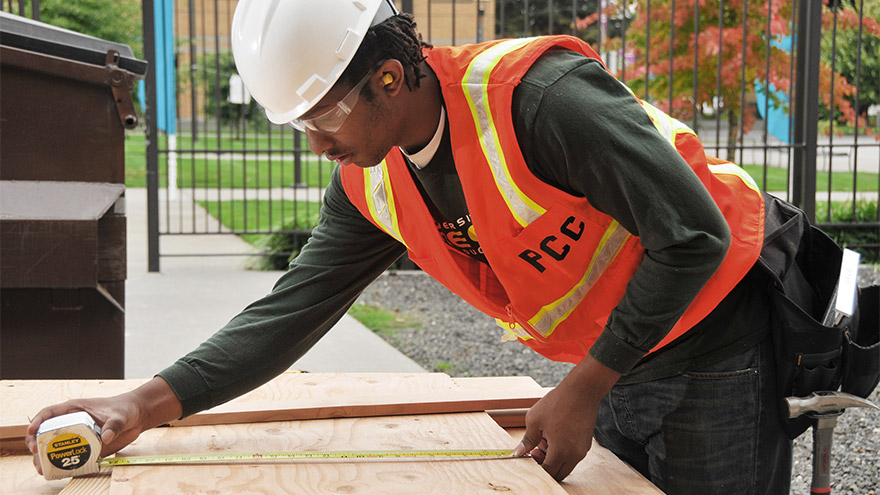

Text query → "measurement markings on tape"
[99,449,519,466]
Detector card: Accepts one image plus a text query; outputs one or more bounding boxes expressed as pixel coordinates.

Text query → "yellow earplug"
[382,73,393,86]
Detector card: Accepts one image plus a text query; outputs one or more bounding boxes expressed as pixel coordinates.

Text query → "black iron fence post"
[792,0,822,222]
[143,0,161,272]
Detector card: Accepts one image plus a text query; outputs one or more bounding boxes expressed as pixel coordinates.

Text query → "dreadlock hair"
[337,13,433,98]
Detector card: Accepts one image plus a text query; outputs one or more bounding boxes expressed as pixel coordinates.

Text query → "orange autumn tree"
[580,0,878,162]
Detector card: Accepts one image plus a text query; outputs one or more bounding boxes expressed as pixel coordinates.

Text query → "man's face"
[302,70,397,169]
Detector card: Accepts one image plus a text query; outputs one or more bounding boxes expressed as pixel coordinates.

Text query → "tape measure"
[99,449,517,467]
[36,411,103,480]
[37,412,519,480]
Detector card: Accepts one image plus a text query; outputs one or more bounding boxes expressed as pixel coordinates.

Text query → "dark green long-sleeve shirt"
[159,49,769,418]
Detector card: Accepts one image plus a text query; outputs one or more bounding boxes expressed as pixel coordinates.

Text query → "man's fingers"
[513,431,540,457]
[529,446,546,464]
[25,402,83,454]
[542,443,578,481]
[32,453,43,475]
[98,413,132,455]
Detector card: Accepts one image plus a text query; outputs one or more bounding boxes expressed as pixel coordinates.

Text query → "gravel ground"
[356,266,880,494]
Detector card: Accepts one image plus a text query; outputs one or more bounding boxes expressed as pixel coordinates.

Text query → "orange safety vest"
[341,35,765,364]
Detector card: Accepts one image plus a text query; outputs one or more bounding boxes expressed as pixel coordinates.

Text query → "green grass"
[347,303,422,338]
[434,361,456,373]
[175,156,330,189]
[125,132,147,186]
[124,131,333,189]
[126,131,878,193]
[742,165,879,192]
[196,198,322,243]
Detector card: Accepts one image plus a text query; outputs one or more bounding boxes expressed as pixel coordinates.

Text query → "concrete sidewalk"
[123,188,425,378]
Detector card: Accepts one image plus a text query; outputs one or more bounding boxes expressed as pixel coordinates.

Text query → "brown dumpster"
[0,12,146,378]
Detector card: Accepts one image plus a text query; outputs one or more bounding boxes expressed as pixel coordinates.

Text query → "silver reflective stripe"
[639,100,696,145]
[709,162,761,193]
[463,37,545,227]
[367,162,405,244]
[528,221,632,337]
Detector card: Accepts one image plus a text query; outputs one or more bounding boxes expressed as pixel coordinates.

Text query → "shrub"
[817,200,880,263]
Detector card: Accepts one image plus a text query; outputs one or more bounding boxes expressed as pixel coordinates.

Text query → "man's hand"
[513,354,622,481]
[24,377,182,475]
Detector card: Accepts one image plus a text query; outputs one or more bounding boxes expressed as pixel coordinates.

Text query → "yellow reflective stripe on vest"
[363,161,406,246]
[623,85,762,200]
[639,100,696,145]
[527,221,631,337]
[708,162,761,193]
[497,318,534,341]
[463,38,546,227]
[614,79,697,146]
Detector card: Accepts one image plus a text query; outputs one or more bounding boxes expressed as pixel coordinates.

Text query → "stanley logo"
[52,437,82,450]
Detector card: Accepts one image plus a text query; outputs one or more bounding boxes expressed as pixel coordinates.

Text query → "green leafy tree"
[199,51,268,134]
[37,0,142,58]
[822,2,880,117]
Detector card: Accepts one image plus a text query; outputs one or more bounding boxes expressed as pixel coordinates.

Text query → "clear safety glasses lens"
[288,68,375,134]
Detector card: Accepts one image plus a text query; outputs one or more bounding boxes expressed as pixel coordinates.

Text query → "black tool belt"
[756,193,879,439]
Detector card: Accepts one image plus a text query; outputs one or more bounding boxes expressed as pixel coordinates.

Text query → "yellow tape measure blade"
[99,449,517,466]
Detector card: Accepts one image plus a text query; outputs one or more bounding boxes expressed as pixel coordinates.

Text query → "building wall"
[174,0,236,121]
[411,0,496,46]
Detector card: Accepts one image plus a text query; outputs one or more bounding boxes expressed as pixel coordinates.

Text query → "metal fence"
[5,0,878,268]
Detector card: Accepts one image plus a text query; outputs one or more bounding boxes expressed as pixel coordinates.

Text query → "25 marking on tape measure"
[99,449,519,466]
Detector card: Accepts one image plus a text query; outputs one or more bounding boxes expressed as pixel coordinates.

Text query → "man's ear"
[377,59,405,96]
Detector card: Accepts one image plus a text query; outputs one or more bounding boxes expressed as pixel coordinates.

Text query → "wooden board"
[57,473,111,495]
[108,413,567,495]
[3,373,546,440]
[506,429,664,495]
[0,453,109,495]
[1,379,150,439]
[173,388,545,428]
[0,454,69,495]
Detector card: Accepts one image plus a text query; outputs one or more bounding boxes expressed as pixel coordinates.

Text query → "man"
[27,1,792,492]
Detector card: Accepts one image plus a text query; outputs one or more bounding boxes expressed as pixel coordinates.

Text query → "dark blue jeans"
[594,339,793,494]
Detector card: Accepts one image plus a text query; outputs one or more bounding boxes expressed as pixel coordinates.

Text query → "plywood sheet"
[4,373,546,440]
[453,376,543,391]
[2,373,456,437]
[506,429,664,495]
[0,454,69,495]
[109,413,567,495]
[0,454,110,495]
[1,379,150,439]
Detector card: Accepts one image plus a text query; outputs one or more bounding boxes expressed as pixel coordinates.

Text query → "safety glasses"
[288,66,378,134]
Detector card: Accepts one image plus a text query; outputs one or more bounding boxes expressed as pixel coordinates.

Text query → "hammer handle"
[811,424,834,495]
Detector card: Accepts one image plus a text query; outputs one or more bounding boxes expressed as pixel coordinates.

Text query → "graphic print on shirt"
[435,214,487,263]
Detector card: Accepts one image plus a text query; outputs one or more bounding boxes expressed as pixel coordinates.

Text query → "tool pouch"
[842,284,879,398]
[758,195,878,439]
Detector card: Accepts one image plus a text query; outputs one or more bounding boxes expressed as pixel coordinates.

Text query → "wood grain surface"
[506,428,665,495]
[3,373,546,440]
[109,413,566,495]
[3,375,660,494]
[0,454,69,495]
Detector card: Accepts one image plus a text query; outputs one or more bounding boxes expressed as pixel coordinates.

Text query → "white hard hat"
[231,0,398,125]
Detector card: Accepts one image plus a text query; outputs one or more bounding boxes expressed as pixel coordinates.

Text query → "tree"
[37,0,143,58]
[579,0,878,161]
[497,0,601,43]
[822,2,880,118]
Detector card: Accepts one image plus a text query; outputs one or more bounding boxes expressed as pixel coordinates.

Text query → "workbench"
[1,372,663,494]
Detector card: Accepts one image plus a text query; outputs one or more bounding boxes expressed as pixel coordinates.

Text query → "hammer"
[786,391,879,495]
